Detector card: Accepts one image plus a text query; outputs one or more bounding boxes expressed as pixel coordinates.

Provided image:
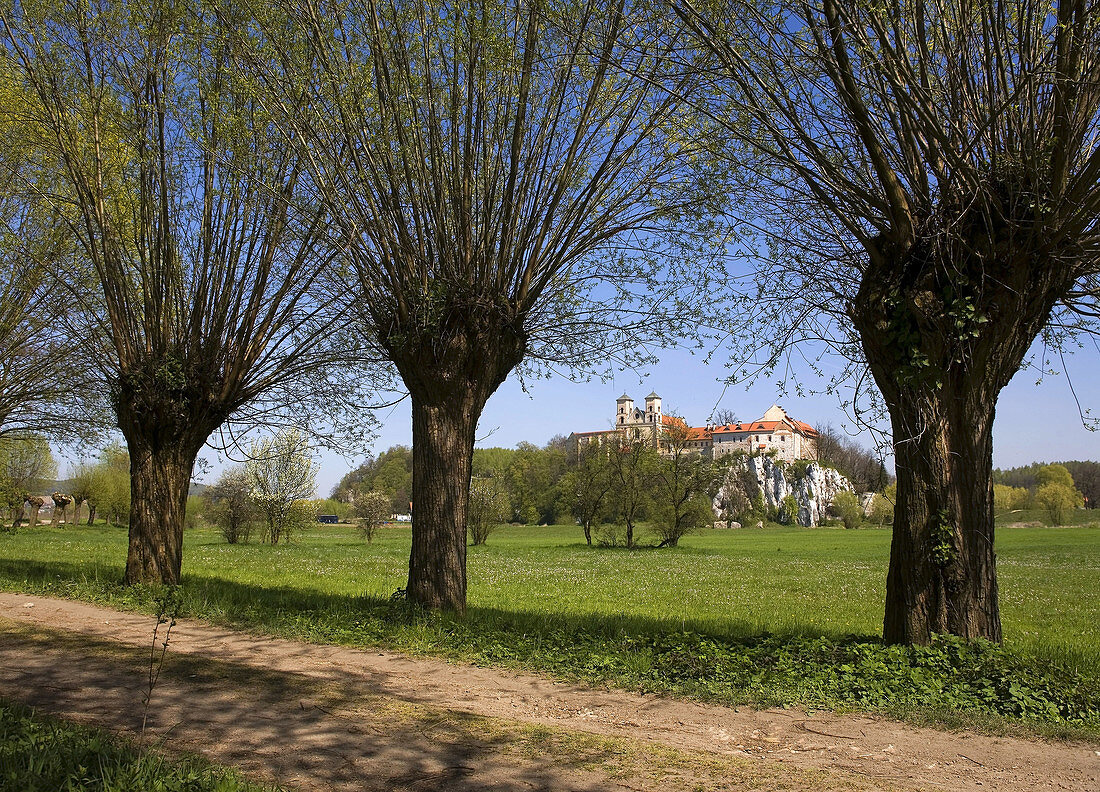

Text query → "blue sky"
[311,342,1100,497]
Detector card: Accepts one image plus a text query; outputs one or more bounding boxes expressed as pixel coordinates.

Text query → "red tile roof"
[711,418,817,438]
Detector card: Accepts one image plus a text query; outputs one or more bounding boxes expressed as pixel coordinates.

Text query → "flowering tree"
[246,430,317,544]
[467,478,509,546]
[354,490,391,544]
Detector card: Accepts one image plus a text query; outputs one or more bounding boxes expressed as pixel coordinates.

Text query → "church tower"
[645,392,662,424]
[616,393,634,425]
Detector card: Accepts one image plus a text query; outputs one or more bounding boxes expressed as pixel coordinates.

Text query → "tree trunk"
[124,442,197,586]
[11,503,24,529]
[583,522,592,546]
[87,505,96,525]
[50,496,71,528]
[852,235,1072,644]
[881,387,1000,644]
[27,503,40,528]
[388,299,527,614]
[406,391,480,612]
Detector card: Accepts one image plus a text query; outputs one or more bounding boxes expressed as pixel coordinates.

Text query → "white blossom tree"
[246,430,317,544]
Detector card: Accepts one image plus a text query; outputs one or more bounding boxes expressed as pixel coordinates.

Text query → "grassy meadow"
[1,519,1098,735]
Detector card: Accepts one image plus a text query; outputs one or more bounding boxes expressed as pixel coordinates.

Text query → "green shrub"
[831,491,863,529]
[868,487,895,525]
[777,495,799,525]
[994,484,1031,513]
[789,459,812,481]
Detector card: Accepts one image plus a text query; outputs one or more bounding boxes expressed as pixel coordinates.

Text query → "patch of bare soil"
[1,594,1097,791]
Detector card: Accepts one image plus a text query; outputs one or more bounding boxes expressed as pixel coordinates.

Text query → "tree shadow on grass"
[5,557,1099,737]
[0,555,875,657]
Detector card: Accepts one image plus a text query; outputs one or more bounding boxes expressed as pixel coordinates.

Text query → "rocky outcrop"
[712,455,854,527]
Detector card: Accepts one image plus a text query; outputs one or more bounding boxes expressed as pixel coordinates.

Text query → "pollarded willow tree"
[679,0,1100,643]
[247,0,717,611]
[3,0,375,584]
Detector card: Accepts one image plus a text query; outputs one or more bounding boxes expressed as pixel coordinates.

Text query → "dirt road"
[1,593,1097,791]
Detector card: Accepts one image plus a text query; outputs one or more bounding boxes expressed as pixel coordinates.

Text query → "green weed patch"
[307,604,1100,735]
[0,700,277,792]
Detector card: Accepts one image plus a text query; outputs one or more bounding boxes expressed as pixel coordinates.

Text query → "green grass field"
[1,520,1098,735]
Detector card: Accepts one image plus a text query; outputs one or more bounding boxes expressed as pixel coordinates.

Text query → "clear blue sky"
[311,342,1100,497]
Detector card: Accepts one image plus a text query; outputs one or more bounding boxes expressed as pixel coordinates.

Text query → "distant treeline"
[994,461,1100,509]
[332,438,574,525]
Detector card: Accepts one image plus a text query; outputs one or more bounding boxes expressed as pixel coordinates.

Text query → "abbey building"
[570,393,818,463]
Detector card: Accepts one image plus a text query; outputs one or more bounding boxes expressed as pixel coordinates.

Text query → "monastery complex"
[571,393,819,463]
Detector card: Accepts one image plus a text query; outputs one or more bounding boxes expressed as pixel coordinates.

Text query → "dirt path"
[1,593,1097,791]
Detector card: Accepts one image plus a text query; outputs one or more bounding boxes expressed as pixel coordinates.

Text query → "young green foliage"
[2,0,377,585]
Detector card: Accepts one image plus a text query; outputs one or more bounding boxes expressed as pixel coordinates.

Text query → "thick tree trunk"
[852,233,1072,644]
[406,392,480,612]
[87,505,96,525]
[27,502,40,528]
[50,495,71,527]
[882,388,1000,644]
[388,297,527,614]
[123,442,197,586]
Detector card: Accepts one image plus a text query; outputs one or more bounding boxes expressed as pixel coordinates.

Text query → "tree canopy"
[0,59,103,444]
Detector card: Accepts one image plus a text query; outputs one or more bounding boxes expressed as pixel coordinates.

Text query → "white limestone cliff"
[712,455,855,527]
